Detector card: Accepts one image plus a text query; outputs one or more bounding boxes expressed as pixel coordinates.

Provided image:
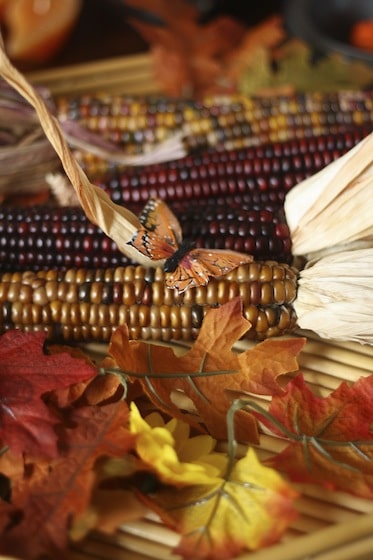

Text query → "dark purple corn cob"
[95,129,369,205]
[0,197,291,271]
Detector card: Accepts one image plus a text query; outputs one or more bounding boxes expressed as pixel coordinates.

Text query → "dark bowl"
[284,0,373,64]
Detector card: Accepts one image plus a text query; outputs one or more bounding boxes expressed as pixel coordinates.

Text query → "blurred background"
[0,0,283,69]
[0,0,371,98]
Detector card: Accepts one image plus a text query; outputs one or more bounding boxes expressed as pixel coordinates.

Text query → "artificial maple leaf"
[252,373,373,498]
[0,401,134,559]
[0,447,25,481]
[0,330,97,457]
[125,0,246,96]
[76,372,126,407]
[46,343,98,408]
[108,298,305,443]
[239,39,373,96]
[217,15,286,92]
[141,447,298,560]
[129,402,226,486]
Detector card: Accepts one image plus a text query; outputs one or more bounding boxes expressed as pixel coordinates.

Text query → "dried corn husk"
[284,132,373,258]
[0,35,159,267]
[0,78,60,196]
[61,118,187,165]
[294,248,373,344]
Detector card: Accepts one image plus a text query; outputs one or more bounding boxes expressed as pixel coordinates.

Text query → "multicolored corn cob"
[0,262,299,342]
[56,90,373,167]
[0,198,291,271]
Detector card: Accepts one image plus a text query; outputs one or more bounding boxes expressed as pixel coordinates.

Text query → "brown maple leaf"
[108,298,305,442]
[0,330,97,457]
[0,400,134,559]
[253,373,373,497]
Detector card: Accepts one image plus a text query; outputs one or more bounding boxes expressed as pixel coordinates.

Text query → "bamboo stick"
[290,515,330,534]
[300,340,373,371]
[292,484,373,514]
[242,512,373,560]
[26,53,159,96]
[294,497,367,524]
[118,520,180,550]
[315,534,373,560]
[302,331,373,357]
[72,533,167,560]
[93,528,180,560]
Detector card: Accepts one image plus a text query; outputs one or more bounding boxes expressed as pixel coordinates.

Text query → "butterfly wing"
[165,249,253,293]
[139,198,182,245]
[128,198,182,261]
[129,228,177,261]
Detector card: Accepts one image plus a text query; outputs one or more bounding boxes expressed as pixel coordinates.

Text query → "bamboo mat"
[17,54,373,560]
[26,53,159,96]
[69,334,373,560]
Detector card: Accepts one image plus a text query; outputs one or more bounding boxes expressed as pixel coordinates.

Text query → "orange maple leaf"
[253,374,373,498]
[125,0,246,96]
[108,298,305,442]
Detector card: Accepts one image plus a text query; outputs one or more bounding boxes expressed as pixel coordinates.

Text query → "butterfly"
[127,198,253,293]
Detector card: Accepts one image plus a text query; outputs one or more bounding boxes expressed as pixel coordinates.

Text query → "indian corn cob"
[94,129,369,204]
[0,198,291,270]
[0,262,299,342]
[56,90,373,168]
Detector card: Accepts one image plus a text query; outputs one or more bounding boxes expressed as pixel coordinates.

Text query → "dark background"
[47,0,283,68]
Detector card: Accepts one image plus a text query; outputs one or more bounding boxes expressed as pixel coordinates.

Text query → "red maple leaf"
[0,400,134,559]
[0,330,97,457]
[253,374,373,497]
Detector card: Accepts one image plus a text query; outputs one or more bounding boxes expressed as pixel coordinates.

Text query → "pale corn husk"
[284,132,373,258]
[0,36,163,268]
[294,248,373,344]
[61,119,187,166]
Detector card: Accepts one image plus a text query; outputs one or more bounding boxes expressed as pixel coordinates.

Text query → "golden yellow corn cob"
[0,262,298,342]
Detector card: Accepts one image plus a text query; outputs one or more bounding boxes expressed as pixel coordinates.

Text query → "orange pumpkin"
[349,19,373,52]
[0,0,82,63]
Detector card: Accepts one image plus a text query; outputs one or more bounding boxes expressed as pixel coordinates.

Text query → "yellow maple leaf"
[142,447,298,559]
[130,402,227,486]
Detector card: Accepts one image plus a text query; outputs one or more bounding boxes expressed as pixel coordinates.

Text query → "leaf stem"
[0,445,9,457]
[101,366,237,379]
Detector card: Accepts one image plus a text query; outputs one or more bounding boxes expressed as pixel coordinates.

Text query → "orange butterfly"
[127,198,253,293]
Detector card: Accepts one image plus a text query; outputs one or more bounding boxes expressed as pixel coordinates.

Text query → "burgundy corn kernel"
[0,198,292,272]
[93,129,369,205]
